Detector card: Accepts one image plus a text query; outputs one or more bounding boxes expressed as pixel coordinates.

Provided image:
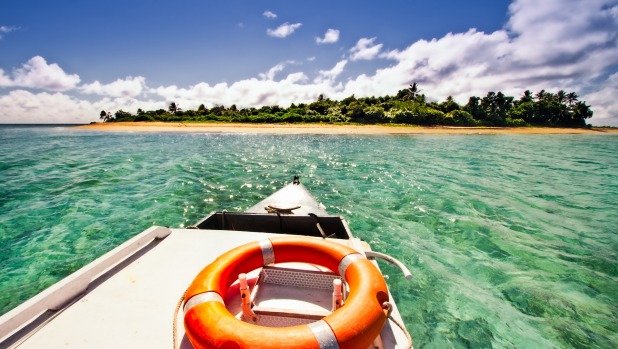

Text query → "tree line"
[99,84,593,127]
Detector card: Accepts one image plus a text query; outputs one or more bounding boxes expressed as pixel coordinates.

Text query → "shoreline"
[76,122,618,135]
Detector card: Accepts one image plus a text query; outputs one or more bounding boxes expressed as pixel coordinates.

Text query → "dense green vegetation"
[99,84,593,127]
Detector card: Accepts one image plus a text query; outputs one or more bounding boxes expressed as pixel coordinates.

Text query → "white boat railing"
[0,226,172,343]
[365,251,413,280]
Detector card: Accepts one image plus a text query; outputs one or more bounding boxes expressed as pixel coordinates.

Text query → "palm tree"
[403,83,419,101]
[520,90,533,103]
[169,102,178,114]
[571,101,593,123]
[566,92,578,106]
[99,110,112,122]
[440,96,460,113]
[556,90,567,106]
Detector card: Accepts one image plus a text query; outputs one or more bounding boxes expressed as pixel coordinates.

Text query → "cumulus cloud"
[259,63,287,81]
[267,22,302,38]
[263,10,277,19]
[314,60,348,84]
[0,90,83,123]
[582,72,618,126]
[0,90,99,124]
[0,56,80,91]
[80,76,147,97]
[0,89,166,124]
[0,69,11,86]
[367,29,512,100]
[349,37,383,61]
[316,29,340,44]
[2,0,617,125]
[150,69,322,110]
[342,0,618,125]
[506,0,618,67]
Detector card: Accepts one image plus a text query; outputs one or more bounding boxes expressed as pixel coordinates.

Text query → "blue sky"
[1,0,617,125]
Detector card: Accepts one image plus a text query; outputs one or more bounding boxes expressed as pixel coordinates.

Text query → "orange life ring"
[183,236,390,349]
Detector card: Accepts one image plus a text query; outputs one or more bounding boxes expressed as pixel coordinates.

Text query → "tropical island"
[97,84,595,128]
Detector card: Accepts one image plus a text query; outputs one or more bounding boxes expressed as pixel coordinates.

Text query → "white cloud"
[263,11,277,19]
[0,26,16,33]
[80,76,146,97]
[0,90,98,124]
[0,89,166,124]
[349,37,383,61]
[314,60,348,84]
[2,0,617,125]
[259,63,287,81]
[0,25,18,39]
[583,72,618,126]
[267,22,302,38]
[316,29,340,44]
[340,0,618,125]
[367,29,512,100]
[0,56,80,91]
[506,0,617,66]
[0,69,11,85]
[150,70,321,110]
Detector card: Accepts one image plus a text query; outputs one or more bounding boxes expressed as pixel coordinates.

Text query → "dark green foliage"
[114,110,132,121]
[505,117,527,127]
[346,100,367,121]
[99,86,592,128]
[464,96,486,121]
[308,100,331,115]
[392,105,444,125]
[99,110,112,122]
[447,110,477,126]
[439,96,460,114]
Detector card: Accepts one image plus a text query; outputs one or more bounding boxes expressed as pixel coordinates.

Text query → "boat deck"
[1,227,409,348]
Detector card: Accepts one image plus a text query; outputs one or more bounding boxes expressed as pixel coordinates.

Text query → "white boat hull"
[1,228,410,348]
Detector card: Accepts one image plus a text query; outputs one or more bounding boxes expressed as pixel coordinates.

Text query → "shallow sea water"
[0,125,616,348]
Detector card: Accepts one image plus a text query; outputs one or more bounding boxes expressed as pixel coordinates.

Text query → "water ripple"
[0,127,617,348]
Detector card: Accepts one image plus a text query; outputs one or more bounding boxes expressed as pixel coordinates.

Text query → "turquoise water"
[1,125,616,348]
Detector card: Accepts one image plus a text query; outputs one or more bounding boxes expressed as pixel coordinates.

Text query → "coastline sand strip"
[76,122,618,135]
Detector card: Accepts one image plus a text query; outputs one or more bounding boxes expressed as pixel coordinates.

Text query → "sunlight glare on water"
[0,126,616,348]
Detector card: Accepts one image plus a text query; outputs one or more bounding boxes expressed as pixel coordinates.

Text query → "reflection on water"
[1,127,617,348]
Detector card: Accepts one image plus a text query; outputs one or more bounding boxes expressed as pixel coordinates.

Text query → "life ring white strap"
[259,239,275,265]
[308,320,340,349]
[183,291,224,314]
[338,253,364,279]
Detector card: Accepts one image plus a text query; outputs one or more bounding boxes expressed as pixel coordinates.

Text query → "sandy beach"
[76,122,618,135]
